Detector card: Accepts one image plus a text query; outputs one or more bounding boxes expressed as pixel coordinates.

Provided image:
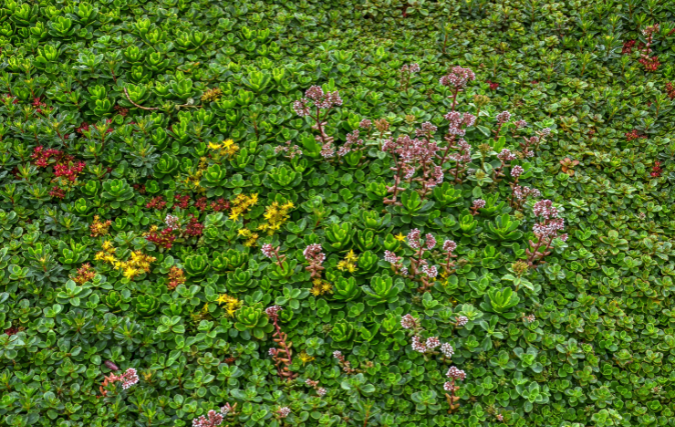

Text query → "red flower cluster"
[195,196,230,212]
[185,215,204,237]
[211,198,230,212]
[146,196,166,209]
[622,40,636,54]
[133,183,146,194]
[174,194,190,209]
[486,80,499,90]
[639,55,660,72]
[651,161,663,177]
[145,228,177,249]
[625,129,647,141]
[32,146,64,168]
[32,97,47,114]
[50,186,66,199]
[54,161,86,182]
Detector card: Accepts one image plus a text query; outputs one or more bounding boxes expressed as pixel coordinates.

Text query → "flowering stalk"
[293,86,342,159]
[525,200,568,267]
[305,379,328,397]
[261,243,287,273]
[99,367,139,397]
[333,350,359,374]
[444,366,466,414]
[266,306,297,381]
[303,244,326,279]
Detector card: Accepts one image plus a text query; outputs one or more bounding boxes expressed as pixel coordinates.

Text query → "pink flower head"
[425,233,436,249]
[412,335,427,353]
[511,165,524,178]
[532,200,560,220]
[221,403,234,415]
[192,410,224,427]
[426,337,441,350]
[400,314,418,330]
[444,381,454,391]
[443,240,457,253]
[261,244,275,258]
[276,407,291,418]
[265,305,282,319]
[515,120,528,128]
[496,111,511,124]
[333,350,343,360]
[497,149,516,162]
[120,368,139,390]
[441,343,454,357]
[303,244,325,264]
[473,199,486,209]
[317,387,327,396]
[384,250,401,264]
[446,366,467,380]
[456,316,468,326]
[407,229,421,249]
[440,66,476,90]
[359,119,372,129]
[422,265,438,278]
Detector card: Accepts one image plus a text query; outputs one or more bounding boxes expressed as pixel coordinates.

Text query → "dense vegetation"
[1,1,675,426]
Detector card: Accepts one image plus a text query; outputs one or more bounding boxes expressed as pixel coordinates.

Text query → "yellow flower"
[394,233,406,242]
[344,250,358,263]
[123,267,139,279]
[337,250,358,273]
[298,351,315,364]
[208,142,222,150]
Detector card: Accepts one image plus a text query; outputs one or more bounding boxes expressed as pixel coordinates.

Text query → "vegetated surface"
[2,0,675,426]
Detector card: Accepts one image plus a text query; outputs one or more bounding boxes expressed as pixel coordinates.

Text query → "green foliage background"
[1,1,675,427]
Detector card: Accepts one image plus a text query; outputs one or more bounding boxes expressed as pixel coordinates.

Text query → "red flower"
[651,161,663,177]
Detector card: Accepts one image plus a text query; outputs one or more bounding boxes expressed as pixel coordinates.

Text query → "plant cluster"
[2,1,675,427]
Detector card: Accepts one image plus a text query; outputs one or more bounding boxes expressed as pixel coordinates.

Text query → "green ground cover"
[1,1,675,427]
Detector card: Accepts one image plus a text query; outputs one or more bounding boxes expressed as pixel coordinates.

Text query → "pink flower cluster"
[261,244,275,258]
[338,129,364,157]
[446,366,467,380]
[193,410,223,427]
[265,305,282,319]
[293,86,342,116]
[105,367,139,391]
[400,314,418,330]
[439,66,476,90]
[401,63,421,73]
[303,244,325,264]
[444,111,476,137]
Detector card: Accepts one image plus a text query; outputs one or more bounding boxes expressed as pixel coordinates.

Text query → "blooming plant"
[2,2,669,427]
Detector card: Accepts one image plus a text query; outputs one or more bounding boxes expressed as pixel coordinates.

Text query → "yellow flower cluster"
[257,201,294,236]
[90,215,112,237]
[337,250,359,273]
[310,278,333,296]
[238,228,259,247]
[298,351,315,364]
[216,294,242,317]
[94,241,156,280]
[201,87,222,102]
[229,193,258,221]
[208,139,239,159]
